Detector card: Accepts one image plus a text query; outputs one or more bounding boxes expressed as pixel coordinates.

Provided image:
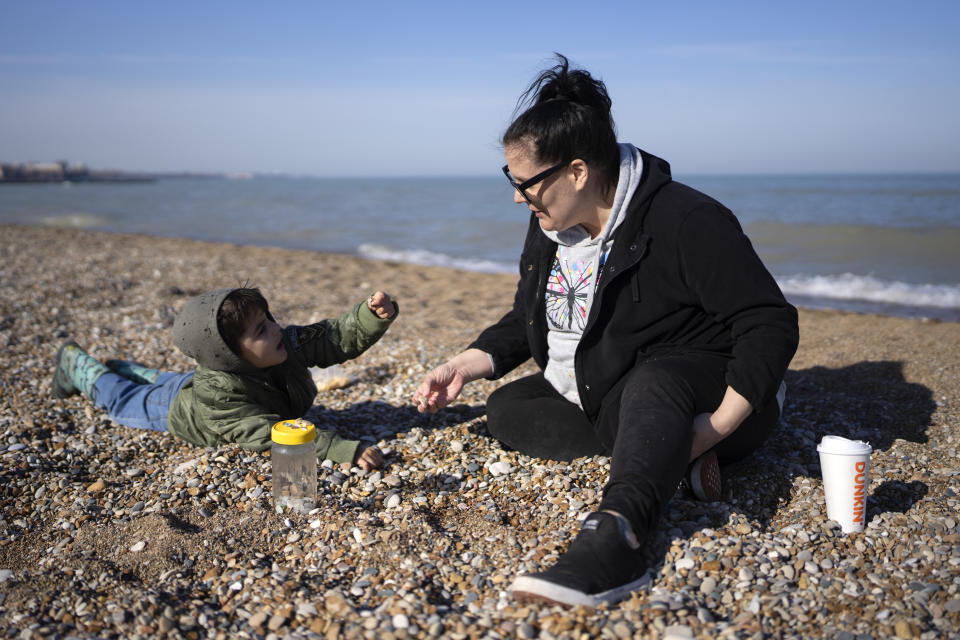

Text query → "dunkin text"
[852,460,867,525]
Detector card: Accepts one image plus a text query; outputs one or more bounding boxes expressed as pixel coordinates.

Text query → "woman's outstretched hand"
[413,363,466,414]
[412,349,495,414]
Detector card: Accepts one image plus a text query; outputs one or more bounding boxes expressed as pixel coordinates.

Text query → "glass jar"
[271,419,317,513]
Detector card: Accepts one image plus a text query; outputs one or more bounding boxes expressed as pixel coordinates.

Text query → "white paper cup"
[817,435,872,533]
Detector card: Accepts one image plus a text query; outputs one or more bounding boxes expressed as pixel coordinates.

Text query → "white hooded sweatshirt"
[541,143,644,407]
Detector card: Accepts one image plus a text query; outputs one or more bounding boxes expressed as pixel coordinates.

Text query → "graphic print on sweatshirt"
[545,255,593,330]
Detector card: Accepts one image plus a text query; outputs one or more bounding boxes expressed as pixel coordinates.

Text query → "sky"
[1,1,958,177]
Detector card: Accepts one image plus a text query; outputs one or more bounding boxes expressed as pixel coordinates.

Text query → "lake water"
[2,172,958,320]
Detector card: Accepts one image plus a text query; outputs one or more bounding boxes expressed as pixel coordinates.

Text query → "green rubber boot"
[105,359,162,384]
[51,340,110,399]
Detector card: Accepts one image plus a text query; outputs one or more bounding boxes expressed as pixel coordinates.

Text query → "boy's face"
[237,308,287,369]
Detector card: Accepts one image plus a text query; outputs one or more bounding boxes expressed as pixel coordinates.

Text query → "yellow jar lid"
[271,419,316,445]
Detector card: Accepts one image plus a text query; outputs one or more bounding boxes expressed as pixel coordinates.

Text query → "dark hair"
[503,53,620,193]
[217,287,270,355]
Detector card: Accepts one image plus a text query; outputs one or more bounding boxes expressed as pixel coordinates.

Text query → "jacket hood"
[631,148,673,230]
[541,143,644,248]
[174,288,257,373]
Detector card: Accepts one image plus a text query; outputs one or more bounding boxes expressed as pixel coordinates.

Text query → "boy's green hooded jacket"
[167,289,396,463]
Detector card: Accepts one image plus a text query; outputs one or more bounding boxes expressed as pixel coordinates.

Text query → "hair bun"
[520,54,612,119]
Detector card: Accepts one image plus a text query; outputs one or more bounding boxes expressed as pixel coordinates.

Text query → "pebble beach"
[1,223,958,639]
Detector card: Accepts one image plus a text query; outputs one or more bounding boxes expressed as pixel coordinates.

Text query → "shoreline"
[7,221,960,323]
[1,224,958,638]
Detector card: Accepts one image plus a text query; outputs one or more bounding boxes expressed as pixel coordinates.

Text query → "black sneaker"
[509,511,650,607]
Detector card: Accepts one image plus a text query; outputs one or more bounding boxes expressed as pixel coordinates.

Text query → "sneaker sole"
[510,573,651,608]
[689,450,722,502]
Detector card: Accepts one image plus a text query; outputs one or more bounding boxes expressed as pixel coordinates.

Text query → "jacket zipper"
[574,232,651,417]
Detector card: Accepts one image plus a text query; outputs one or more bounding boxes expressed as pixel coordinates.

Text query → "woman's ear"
[568,158,589,191]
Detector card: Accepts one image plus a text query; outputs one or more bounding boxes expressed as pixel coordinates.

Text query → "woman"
[413,55,798,608]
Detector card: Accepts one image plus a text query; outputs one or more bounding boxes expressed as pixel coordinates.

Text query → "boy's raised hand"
[367,291,396,319]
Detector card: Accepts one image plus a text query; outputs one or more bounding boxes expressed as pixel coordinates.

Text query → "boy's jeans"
[91,372,194,432]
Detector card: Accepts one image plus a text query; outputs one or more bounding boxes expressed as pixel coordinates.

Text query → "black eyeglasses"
[502,162,567,205]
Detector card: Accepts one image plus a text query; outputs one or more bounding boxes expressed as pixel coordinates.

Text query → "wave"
[778,273,960,320]
[41,213,108,228]
[356,243,514,274]
[777,273,960,308]
[359,244,960,320]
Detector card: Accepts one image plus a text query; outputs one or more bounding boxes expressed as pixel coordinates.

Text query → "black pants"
[485,353,781,541]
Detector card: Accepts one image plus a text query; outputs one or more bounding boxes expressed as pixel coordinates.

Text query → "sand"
[1,224,958,639]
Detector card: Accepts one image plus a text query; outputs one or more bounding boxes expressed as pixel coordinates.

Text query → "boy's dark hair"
[217,288,270,355]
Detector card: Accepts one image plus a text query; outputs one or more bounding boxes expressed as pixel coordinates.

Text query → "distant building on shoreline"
[0,160,155,184]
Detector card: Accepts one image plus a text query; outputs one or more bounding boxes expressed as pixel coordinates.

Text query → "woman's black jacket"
[468,148,799,422]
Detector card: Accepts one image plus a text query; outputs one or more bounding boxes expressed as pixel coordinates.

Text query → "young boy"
[50,287,397,469]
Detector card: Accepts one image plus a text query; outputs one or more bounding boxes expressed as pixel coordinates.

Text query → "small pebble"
[488,461,513,476]
[675,558,695,571]
[383,474,402,487]
[86,479,106,493]
[664,625,694,639]
[700,577,717,595]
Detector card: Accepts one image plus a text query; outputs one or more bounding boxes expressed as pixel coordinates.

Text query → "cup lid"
[817,435,871,455]
[272,419,316,445]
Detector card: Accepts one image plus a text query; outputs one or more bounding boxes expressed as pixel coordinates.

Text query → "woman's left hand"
[689,387,754,461]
